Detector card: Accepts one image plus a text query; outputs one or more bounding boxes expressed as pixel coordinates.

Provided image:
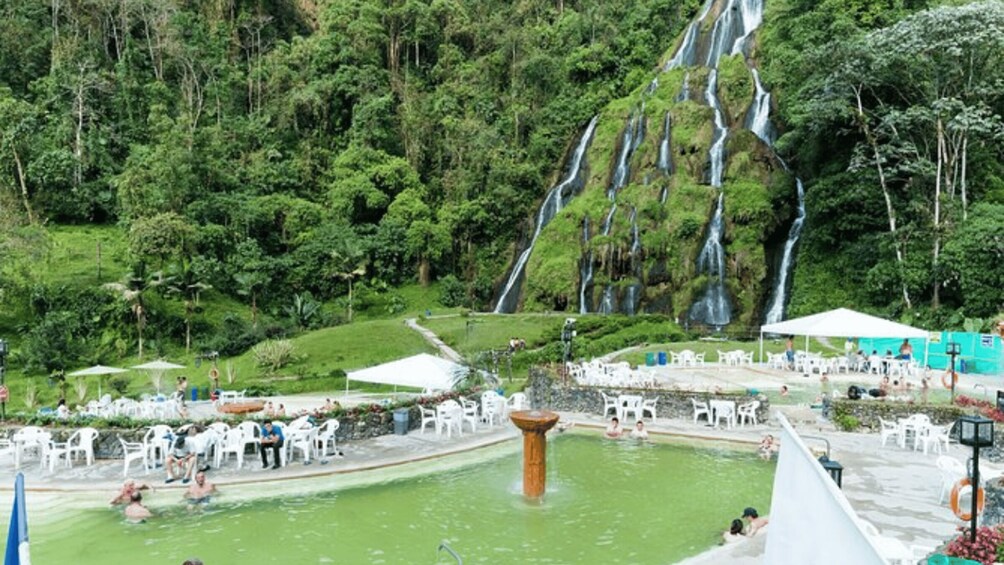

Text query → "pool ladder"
[437,541,463,564]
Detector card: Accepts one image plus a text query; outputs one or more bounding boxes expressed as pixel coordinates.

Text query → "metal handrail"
[437,541,463,564]
[799,434,831,459]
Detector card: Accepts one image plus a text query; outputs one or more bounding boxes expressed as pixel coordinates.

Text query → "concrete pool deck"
[3,404,973,564]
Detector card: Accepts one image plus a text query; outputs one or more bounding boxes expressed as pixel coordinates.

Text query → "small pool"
[29,433,773,564]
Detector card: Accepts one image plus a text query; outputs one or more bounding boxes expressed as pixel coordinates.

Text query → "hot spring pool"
[28,433,773,564]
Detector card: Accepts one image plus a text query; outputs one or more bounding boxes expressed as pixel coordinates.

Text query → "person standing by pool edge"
[899,339,913,361]
[260,421,284,469]
[784,337,794,370]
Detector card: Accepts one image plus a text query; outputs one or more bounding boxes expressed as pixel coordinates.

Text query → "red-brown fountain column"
[509,410,560,499]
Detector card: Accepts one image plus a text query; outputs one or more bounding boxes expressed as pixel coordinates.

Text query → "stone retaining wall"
[832,400,968,431]
[526,368,770,423]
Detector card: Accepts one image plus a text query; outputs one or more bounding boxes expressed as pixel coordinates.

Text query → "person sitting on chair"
[165,429,197,484]
[260,421,285,469]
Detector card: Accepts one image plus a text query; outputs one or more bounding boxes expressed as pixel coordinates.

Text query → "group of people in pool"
[110,471,218,523]
[604,417,649,439]
[723,507,769,543]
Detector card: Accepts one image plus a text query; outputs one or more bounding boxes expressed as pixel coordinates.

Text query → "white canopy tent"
[68,365,127,398]
[759,307,929,365]
[130,360,187,394]
[345,353,469,395]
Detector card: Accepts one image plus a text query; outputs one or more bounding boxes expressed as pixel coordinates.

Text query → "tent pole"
[805,335,809,355]
[345,376,350,397]
[923,336,930,369]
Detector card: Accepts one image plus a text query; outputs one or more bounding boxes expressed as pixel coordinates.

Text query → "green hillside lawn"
[420,314,565,357]
[5,318,436,413]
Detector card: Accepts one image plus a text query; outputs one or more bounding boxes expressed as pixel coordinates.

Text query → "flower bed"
[942,525,1004,564]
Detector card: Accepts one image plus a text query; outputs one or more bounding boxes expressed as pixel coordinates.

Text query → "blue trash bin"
[645,352,655,367]
[960,359,967,373]
[393,409,410,435]
[657,352,667,365]
[191,388,198,402]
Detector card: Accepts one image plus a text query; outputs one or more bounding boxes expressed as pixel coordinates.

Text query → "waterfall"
[579,217,594,315]
[705,71,727,188]
[689,70,732,326]
[660,186,669,204]
[746,69,775,145]
[689,192,732,326]
[664,23,700,71]
[764,179,805,324]
[705,0,765,67]
[658,113,673,176]
[646,77,659,94]
[608,114,640,199]
[677,72,691,102]
[494,117,599,313]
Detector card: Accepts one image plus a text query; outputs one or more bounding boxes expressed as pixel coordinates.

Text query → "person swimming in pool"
[184,471,218,509]
[124,491,153,522]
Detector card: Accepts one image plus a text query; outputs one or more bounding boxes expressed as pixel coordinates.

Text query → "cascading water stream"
[579,217,594,315]
[764,179,805,324]
[677,72,691,102]
[583,110,645,314]
[746,69,775,145]
[658,113,673,176]
[688,70,732,326]
[494,117,599,313]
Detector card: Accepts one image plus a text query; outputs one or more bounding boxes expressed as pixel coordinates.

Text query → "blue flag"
[4,473,29,565]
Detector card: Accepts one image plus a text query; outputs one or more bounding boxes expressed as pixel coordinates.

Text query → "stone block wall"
[525,368,770,423]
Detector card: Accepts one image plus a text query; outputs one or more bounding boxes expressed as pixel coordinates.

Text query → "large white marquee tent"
[345,353,469,394]
[759,308,930,364]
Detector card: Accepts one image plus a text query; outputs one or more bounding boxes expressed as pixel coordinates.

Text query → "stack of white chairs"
[480,392,504,426]
[215,429,246,469]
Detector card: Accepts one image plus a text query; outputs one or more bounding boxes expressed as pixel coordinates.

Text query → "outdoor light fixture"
[561,318,577,365]
[947,342,962,402]
[958,415,994,542]
[818,455,844,488]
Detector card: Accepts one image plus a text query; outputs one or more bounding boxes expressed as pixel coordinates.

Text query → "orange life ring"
[209,367,220,379]
[950,478,985,521]
[942,370,958,389]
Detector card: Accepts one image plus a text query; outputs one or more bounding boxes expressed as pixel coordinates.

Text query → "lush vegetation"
[759,0,1004,328]
[2,0,1004,410]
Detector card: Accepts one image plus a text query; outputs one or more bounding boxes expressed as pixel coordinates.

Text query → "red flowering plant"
[955,395,1004,423]
[944,524,1004,564]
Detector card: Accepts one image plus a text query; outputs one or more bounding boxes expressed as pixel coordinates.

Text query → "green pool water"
[29,434,773,564]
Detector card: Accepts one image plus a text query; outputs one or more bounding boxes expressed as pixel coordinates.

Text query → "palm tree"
[330,247,367,323]
[166,258,212,353]
[104,263,165,359]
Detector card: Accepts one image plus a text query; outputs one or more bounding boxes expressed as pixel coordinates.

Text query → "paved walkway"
[405,317,463,362]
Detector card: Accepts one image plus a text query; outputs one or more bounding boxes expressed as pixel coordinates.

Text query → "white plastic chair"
[237,421,261,454]
[712,403,735,429]
[641,397,658,423]
[119,436,149,478]
[286,427,317,464]
[737,401,760,427]
[878,417,902,447]
[314,419,340,458]
[419,406,437,434]
[436,400,463,438]
[459,398,479,433]
[600,392,619,419]
[208,422,231,436]
[914,425,948,455]
[480,392,502,426]
[507,393,528,412]
[215,429,246,469]
[620,396,643,422]
[691,398,710,425]
[45,438,71,472]
[66,427,99,466]
[936,456,966,503]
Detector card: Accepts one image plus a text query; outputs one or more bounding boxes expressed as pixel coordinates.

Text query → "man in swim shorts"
[124,491,153,522]
[184,471,218,507]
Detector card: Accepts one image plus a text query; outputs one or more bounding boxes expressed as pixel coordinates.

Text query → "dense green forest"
[1,0,1003,376]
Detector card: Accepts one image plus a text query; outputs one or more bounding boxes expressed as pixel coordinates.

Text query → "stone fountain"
[509,409,560,499]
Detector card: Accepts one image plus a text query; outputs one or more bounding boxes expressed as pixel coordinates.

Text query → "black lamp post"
[947,342,961,403]
[959,415,994,542]
[561,318,576,365]
[0,338,8,420]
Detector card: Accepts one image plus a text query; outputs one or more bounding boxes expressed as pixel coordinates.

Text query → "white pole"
[759,330,764,365]
[345,375,350,397]
[804,335,809,355]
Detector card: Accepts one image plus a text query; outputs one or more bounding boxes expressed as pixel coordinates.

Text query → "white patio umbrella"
[130,360,186,394]
[67,365,128,398]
